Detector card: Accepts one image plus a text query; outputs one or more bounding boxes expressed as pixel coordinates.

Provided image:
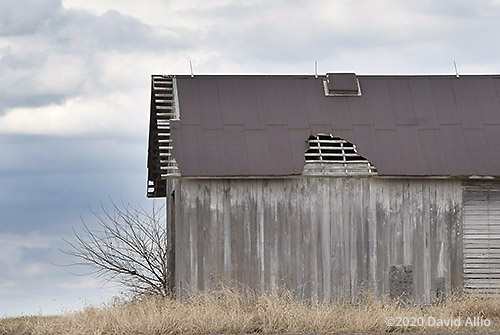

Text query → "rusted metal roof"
[161,74,500,177]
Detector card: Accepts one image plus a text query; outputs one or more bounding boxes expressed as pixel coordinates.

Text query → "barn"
[147,73,500,303]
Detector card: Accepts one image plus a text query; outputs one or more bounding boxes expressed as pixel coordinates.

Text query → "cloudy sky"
[1,0,500,317]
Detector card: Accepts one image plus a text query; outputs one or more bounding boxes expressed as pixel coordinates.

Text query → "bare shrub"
[63,202,172,297]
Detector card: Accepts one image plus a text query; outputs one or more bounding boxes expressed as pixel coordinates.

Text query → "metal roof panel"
[197,79,223,130]
[396,126,427,174]
[430,79,461,125]
[471,78,500,125]
[176,79,201,126]
[200,129,227,175]
[463,129,490,174]
[408,79,440,129]
[387,78,417,126]
[161,74,500,177]
[175,125,202,176]
[327,97,353,130]
[266,125,295,175]
[361,79,396,130]
[373,129,403,175]
[282,79,309,130]
[217,78,252,126]
[245,129,276,175]
[288,129,311,173]
[484,125,500,172]
[418,129,445,174]
[222,125,249,175]
[451,79,484,129]
[259,79,288,126]
[439,125,470,175]
[302,79,331,125]
[352,126,380,166]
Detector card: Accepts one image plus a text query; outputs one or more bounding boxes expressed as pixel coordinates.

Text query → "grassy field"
[2,288,500,334]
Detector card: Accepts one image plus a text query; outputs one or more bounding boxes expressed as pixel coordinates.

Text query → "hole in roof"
[303,133,377,176]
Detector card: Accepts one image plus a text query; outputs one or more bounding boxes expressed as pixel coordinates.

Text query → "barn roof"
[148,74,500,186]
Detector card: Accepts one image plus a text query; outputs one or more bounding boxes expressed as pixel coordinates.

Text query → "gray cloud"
[0,0,61,36]
[0,134,150,233]
[0,133,151,316]
[0,0,189,49]
[407,0,500,17]
[0,0,194,114]
[171,0,500,75]
[44,9,190,53]
[0,231,120,316]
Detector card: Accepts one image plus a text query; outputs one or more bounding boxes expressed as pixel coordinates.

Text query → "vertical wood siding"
[173,178,463,303]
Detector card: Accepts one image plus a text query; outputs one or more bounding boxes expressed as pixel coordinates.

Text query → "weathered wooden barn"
[147,73,500,303]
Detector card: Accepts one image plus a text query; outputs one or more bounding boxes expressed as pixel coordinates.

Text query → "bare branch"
[62,201,172,297]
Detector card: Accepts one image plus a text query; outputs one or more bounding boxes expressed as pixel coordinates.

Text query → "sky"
[2,0,500,317]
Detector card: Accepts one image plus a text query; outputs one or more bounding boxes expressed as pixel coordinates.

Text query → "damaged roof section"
[303,133,377,176]
[159,74,500,177]
[147,75,180,197]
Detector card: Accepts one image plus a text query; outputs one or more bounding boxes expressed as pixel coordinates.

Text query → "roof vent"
[324,73,361,97]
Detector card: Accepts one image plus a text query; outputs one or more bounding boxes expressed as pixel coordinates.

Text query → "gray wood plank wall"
[463,181,500,292]
[170,177,463,303]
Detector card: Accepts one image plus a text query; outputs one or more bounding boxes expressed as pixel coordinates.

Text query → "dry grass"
[2,288,500,334]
